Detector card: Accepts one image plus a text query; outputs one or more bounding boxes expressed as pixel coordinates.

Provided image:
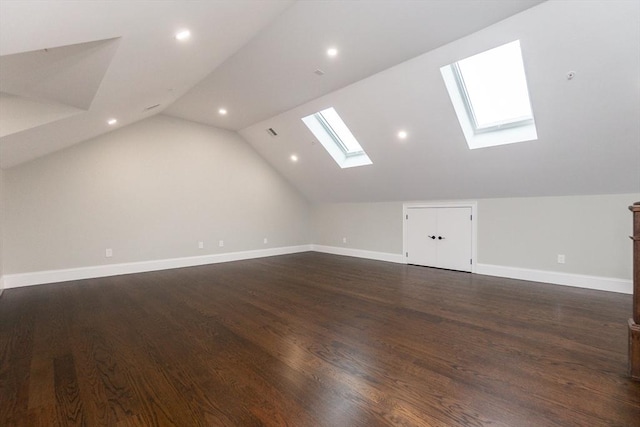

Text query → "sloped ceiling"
[1,38,119,110]
[165,0,546,130]
[0,0,294,167]
[1,0,638,204]
[0,38,119,137]
[240,0,640,203]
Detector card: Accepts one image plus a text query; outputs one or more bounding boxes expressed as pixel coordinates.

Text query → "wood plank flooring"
[1,252,639,426]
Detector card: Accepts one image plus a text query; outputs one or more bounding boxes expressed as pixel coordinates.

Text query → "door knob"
[428,235,436,240]
[438,236,445,240]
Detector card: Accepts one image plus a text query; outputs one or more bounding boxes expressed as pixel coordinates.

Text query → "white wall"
[3,115,310,276]
[312,202,403,253]
[2,114,637,294]
[477,194,637,279]
[310,193,640,292]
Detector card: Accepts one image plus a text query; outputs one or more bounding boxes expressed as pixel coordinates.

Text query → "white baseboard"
[3,245,313,289]
[476,263,632,294]
[3,248,631,296]
[311,244,405,264]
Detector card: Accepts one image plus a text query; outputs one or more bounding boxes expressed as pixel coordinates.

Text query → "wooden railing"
[629,202,640,381]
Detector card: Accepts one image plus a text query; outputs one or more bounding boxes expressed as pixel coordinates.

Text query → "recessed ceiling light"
[398,130,408,139]
[327,47,338,57]
[218,108,227,116]
[175,29,191,41]
[290,154,299,162]
[107,118,117,125]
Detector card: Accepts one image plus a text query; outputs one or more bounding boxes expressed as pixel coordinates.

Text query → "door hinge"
[470,258,473,265]
[406,252,408,257]
[470,214,473,220]
[406,214,408,220]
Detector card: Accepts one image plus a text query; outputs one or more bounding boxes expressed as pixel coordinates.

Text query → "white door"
[436,207,472,271]
[406,208,438,267]
[406,207,472,272]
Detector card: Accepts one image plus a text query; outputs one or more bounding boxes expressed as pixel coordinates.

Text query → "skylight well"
[302,107,372,168]
[441,40,537,149]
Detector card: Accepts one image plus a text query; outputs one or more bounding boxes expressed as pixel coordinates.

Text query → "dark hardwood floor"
[1,252,639,426]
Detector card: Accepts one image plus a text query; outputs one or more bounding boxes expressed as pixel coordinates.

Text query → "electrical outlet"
[342,237,347,244]
[557,254,566,264]
[263,237,268,244]
[198,241,204,249]
[219,240,224,247]
[105,248,113,258]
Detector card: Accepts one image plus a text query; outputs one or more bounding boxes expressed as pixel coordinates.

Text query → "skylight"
[441,40,537,149]
[302,107,372,168]
[175,29,191,41]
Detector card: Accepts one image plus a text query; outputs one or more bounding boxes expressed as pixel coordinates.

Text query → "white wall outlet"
[342,237,347,244]
[219,240,224,247]
[105,248,113,258]
[557,254,566,264]
[198,241,204,249]
[263,237,268,244]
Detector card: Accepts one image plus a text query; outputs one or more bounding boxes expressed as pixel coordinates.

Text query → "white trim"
[311,244,404,264]
[403,200,478,273]
[301,108,372,169]
[3,247,630,295]
[3,245,313,289]
[440,42,538,150]
[476,263,632,294]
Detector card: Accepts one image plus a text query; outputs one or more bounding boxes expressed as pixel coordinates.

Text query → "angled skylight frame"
[441,40,538,149]
[313,110,363,157]
[451,62,534,133]
[302,107,372,168]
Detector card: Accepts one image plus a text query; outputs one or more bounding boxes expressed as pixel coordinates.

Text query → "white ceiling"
[239,0,640,203]
[165,0,546,130]
[1,0,638,204]
[0,0,293,167]
[0,0,543,168]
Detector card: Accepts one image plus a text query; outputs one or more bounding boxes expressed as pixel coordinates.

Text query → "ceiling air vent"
[267,128,278,137]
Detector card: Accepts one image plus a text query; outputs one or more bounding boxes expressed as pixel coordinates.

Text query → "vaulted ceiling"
[1,1,638,203]
[0,0,294,166]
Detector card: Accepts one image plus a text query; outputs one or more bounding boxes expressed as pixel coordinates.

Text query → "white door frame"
[403,201,478,273]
